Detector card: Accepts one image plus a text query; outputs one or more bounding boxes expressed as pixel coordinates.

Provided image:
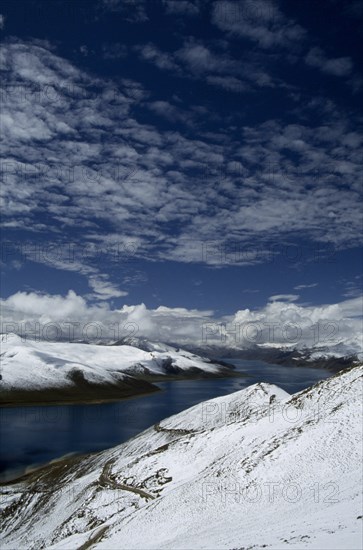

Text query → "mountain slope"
[1,365,362,549]
[186,342,360,372]
[0,334,234,405]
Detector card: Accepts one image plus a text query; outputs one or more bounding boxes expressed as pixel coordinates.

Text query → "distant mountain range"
[1,332,359,407]
[183,343,359,372]
[0,334,236,406]
[109,335,360,372]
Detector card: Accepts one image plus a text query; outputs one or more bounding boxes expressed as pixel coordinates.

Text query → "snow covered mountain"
[0,334,235,406]
[187,342,361,372]
[1,364,362,549]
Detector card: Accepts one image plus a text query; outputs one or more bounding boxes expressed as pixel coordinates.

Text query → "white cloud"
[206,75,249,93]
[230,296,363,354]
[211,0,306,49]
[342,276,363,298]
[163,1,201,16]
[177,41,237,73]
[146,100,192,124]
[3,290,88,320]
[269,294,299,302]
[1,38,362,274]
[210,1,357,91]
[305,47,353,77]
[294,283,318,290]
[0,291,213,343]
[136,40,276,90]
[1,291,362,356]
[0,14,5,29]
[136,43,180,71]
[88,275,128,300]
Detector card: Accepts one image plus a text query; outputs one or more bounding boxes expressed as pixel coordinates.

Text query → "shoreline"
[0,376,160,408]
[0,365,338,484]
[0,450,94,486]
[0,374,246,482]
[0,369,245,408]
[191,347,358,373]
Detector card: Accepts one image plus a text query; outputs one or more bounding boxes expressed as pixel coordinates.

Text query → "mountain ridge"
[1,364,362,549]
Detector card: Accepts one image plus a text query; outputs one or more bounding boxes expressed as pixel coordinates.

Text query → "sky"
[0,0,362,347]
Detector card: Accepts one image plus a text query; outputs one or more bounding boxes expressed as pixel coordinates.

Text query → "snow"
[0,333,229,393]
[257,340,363,361]
[246,327,363,361]
[1,364,362,549]
[307,339,363,361]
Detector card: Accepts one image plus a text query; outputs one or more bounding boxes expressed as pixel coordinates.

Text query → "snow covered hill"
[187,342,361,372]
[1,365,362,549]
[0,334,234,405]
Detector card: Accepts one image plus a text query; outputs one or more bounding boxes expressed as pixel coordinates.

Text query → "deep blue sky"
[1,0,362,316]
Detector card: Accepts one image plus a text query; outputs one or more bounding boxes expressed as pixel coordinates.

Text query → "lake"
[0,359,330,481]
